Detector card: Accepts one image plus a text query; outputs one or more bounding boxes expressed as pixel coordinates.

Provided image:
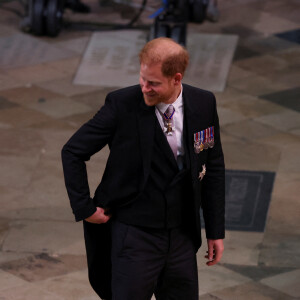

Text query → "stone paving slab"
[0,33,77,69]
[0,270,28,292]
[0,154,39,189]
[260,269,300,298]
[2,220,83,254]
[0,282,64,300]
[35,269,99,300]
[0,253,86,282]
[37,77,101,97]
[197,264,251,295]
[0,106,54,128]
[211,281,298,300]
[222,140,281,172]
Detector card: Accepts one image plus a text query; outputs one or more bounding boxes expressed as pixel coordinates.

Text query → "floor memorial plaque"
[74,31,238,92]
[201,169,275,232]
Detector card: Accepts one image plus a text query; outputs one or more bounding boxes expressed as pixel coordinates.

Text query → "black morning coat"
[61,83,225,299]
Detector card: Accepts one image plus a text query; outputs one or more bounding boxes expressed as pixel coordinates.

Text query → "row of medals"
[194,127,214,154]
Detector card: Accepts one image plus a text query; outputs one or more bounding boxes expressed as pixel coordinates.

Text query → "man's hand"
[85,207,111,224]
[205,239,224,266]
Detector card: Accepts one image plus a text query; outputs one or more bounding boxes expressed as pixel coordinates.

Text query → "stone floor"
[0,0,300,299]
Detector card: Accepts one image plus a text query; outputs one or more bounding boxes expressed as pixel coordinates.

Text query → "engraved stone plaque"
[74,31,238,92]
[73,30,146,87]
[201,170,275,232]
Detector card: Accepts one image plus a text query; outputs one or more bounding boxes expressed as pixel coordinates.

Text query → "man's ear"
[174,73,183,85]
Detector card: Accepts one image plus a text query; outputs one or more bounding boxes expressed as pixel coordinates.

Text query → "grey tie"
[163,105,178,160]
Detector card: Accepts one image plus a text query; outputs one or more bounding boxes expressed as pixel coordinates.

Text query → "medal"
[165,120,173,135]
[194,132,201,154]
[199,130,204,151]
[203,128,209,149]
[163,107,175,136]
[208,126,215,148]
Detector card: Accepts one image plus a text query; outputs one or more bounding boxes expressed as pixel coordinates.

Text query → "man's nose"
[141,82,151,93]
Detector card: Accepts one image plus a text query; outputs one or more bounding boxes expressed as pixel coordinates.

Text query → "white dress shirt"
[155,86,184,156]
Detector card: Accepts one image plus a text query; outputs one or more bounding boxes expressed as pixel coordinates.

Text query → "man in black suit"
[62,37,225,300]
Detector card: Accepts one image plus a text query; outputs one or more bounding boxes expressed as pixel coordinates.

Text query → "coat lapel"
[137,99,156,188]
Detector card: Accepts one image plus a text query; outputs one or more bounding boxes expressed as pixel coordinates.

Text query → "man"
[62,37,225,300]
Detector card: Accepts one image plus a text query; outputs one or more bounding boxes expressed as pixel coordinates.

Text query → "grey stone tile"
[20,159,73,211]
[0,85,62,104]
[0,253,86,282]
[0,33,77,69]
[0,96,18,109]
[249,12,299,35]
[266,195,300,237]
[259,87,300,113]
[268,2,300,23]
[276,47,300,66]
[25,97,92,119]
[221,264,295,281]
[70,88,114,110]
[0,71,24,91]
[42,57,81,77]
[55,36,91,55]
[2,220,83,254]
[222,140,281,172]
[211,281,298,300]
[272,171,300,202]
[256,132,300,150]
[220,96,285,118]
[5,64,68,85]
[226,65,255,83]
[0,270,27,292]
[29,128,75,160]
[221,231,264,266]
[260,269,300,298]
[233,45,261,61]
[229,73,290,96]
[37,77,101,97]
[0,106,54,128]
[254,110,300,132]
[242,35,298,54]
[235,54,288,76]
[62,110,96,128]
[217,107,249,126]
[259,232,300,268]
[0,154,39,189]
[197,264,251,295]
[223,120,282,140]
[0,283,64,299]
[221,25,262,39]
[0,128,44,157]
[0,24,19,37]
[0,252,32,265]
[35,269,100,300]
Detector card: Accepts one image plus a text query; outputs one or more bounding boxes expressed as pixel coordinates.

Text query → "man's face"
[139,63,178,106]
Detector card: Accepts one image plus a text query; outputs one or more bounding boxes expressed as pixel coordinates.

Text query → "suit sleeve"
[61,94,117,221]
[201,94,225,239]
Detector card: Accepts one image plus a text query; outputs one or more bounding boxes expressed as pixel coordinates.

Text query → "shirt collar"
[156,85,183,113]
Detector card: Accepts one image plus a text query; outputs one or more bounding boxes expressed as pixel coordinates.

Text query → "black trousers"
[111,221,199,300]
